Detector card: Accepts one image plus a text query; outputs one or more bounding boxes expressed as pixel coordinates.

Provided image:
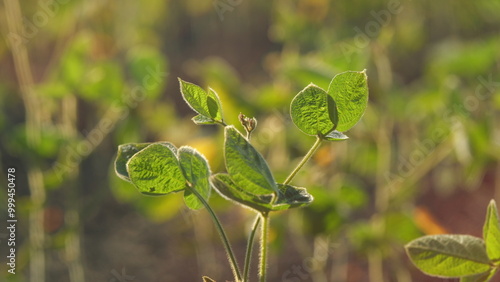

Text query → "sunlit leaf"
[207,88,223,120]
[483,200,500,261]
[126,143,185,195]
[327,70,368,132]
[178,78,223,123]
[115,143,151,182]
[406,235,491,277]
[290,84,338,136]
[224,126,278,195]
[115,142,177,182]
[178,146,211,210]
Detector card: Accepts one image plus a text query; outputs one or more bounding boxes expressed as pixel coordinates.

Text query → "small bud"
[238,113,258,137]
[238,113,246,125]
[248,117,257,132]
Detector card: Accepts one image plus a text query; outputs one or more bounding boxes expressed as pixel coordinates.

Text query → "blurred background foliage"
[1,0,500,281]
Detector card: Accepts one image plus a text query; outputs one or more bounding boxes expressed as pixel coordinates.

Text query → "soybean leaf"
[291,84,338,136]
[406,235,491,278]
[178,78,223,123]
[178,146,211,210]
[274,183,314,211]
[127,143,186,195]
[208,88,223,120]
[224,126,278,195]
[115,142,177,181]
[460,269,497,282]
[483,200,500,262]
[324,130,349,141]
[327,70,368,132]
[211,173,262,210]
[211,174,313,212]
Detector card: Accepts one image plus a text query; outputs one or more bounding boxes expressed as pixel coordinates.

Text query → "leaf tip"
[177,77,185,86]
[489,199,497,208]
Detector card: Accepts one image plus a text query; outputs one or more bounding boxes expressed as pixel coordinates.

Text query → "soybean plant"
[114,70,369,282]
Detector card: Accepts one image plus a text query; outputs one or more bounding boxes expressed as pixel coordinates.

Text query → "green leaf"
[290,84,338,136]
[483,200,500,262]
[115,142,176,182]
[327,70,368,132]
[126,143,186,195]
[224,126,278,195]
[178,78,223,123]
[207,88,223,120]
[274,183,314,211]
[324,130,349,141]
[460,269,497,282]
[211,174,313,212]
[406,235,491,278]
[178,146,212,210]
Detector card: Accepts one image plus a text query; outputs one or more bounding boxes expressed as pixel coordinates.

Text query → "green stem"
[186,185,242,281]
[283,136,323,185]
[243,215,261,282]
[259,213,270,282]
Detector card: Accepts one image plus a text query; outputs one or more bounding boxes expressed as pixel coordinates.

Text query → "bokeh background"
[1,0,500,281]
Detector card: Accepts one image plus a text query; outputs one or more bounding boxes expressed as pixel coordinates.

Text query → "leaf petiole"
[283,136,323,185]
[185,184,242,281]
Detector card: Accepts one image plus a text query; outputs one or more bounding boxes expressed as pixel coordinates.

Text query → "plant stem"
[186,185,242,281]
[283,136,323,185]
[243,215,261,282]
[259,213,270,282]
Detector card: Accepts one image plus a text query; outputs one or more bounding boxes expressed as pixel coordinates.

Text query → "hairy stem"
[186,185,242,281]
[243,215,261,282]
[259,213,270,282]
[283,136,323,185]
